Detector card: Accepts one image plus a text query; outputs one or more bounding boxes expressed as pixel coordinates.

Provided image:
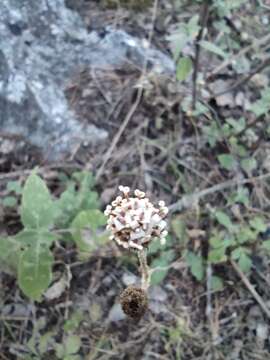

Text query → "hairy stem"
[138,250,150,291]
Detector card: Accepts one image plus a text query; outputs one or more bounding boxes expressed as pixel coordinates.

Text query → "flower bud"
[120,286,148,319]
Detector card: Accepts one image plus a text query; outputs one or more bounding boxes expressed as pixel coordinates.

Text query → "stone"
[107,303,126,322]
[0,0,175,159]
[149,285,167,302]
[122,272,138,286]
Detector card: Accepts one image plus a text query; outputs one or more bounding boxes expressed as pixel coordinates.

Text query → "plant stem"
[138,250,150,291]
[192,0,211,110]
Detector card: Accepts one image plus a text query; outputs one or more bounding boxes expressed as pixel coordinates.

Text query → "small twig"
[236,116,264,138]
[0,163,83,182]
[213,56,270,97]
[91,68,112,105]
[231,259,270,320]
[0,317,28,321]
[208,32,270,78]
[206,263,220,345]
[95,87,143,181]
[206,263,213,319]
[258,0,270,10]
[169,172,270,213]
[192,0,211,110]
[149,257,186,275]
[95,0,159,181]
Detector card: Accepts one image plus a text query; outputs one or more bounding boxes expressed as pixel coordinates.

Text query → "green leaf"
[231,247,251,273]
[64,356,81,360]
[71,210,107,252]
[187,15,200,37]
[56,343,65,359]
[226,117,246,134]
[200,40,227,58]
[238,252,252,273]
[230,141,247,157]
[2,196,17,207]
[55,172,99,228]
[186,251,204,281]
[0,237,20,259]
[56,335,81,360]
[218,154,236,171]
[15,229,57,247]
[203,123,220,147]
[72,171,95,188]
[250,88,270,116]
[150,250,175,285]
[210,233,235,250]
[162,249,175,263]
[167,28,189,60]
[171,217,188,246]
[208,247,227,264]
[176,57,193,81]
[211,276,224,291]
[39,331,55,355]
[54,184,77,226]
[240,158,257,173]
[21,171,56,229]
[167,16,199,61]
[64,311,84,332]
[148,238,163,255]
[231,247,242,260]
[65,335,81,355]
[261,240,270,252]
[215,211,233,230]
[6,180,22,194]
[249,217,267,233]
[209,233,223,249]
[0,237,21,272]
[150,260,169,285]
[74,172,97,207]
[18,244,53,301]
[228,187,249,206]
[236,227,256,244]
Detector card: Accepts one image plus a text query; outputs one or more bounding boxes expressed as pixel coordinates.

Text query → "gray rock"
[149,285,167,302]
[107,303,126,323]
[0,0,175,158]
[148,301,168,315]
[148,286,169,316]
[122,272,138,286]
[1,302,33,317]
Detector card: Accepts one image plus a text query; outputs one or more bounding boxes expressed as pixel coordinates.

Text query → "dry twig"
[95,0,159,181]
[213,56,270,97]
[0,163,83,182]
[231,260,270,320]
[208,33,270,78]
[192,0,211,110]
[169,172,270,212]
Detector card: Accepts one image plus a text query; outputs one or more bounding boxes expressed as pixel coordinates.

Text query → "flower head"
[104,186,168,251]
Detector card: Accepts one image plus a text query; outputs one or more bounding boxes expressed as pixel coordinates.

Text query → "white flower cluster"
[104,186,168,251]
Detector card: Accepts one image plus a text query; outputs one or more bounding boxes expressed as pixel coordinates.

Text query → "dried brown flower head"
[120,286,148,319]
[104,186,168,251]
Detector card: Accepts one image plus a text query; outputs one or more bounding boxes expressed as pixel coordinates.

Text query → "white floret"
[104,186,168,250]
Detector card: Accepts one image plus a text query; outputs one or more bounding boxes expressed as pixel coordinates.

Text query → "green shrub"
[0,170,108,301]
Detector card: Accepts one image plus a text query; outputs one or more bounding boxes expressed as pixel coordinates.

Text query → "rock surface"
[0,0,175,158]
